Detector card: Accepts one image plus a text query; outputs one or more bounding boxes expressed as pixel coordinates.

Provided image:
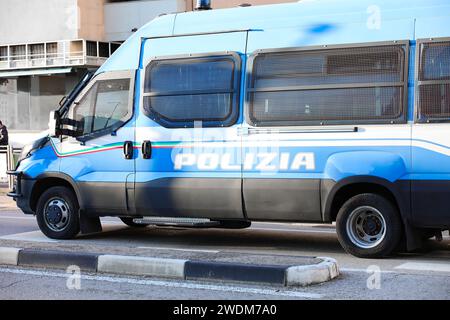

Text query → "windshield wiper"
[58,71,95,118]
[103,102,121,129]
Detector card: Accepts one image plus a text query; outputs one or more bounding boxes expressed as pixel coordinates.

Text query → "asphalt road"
[0,209,449,300]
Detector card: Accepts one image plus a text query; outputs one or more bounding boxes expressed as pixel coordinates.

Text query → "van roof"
[98,0,450,73]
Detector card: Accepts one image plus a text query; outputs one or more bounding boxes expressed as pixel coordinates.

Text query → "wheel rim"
[43,197,71,232]
[346,206,386,249]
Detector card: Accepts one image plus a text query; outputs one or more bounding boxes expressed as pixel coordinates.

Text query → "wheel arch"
[30,172,101,235]
[321,176,411,224]
[321,175,429,252]
[30,173,83,212]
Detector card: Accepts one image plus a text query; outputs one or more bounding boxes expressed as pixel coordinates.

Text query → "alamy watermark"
[366,265,382,290]
[367,5,382,30]
[65,6,81,31]
[66,265,81,290]
[167,122,317,176]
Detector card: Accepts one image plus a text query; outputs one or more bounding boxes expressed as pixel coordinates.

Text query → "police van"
[7,0,450,258]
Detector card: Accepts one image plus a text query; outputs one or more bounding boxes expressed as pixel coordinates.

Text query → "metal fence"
[0,145,21,189]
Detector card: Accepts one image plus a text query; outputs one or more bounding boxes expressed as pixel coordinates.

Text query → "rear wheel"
[36,186,80,239]
[120,217,150,228]
[336,193,402,258]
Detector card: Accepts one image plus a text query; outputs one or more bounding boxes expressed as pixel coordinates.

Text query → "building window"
[29,44,45,60]
[417,40,450,122]
[99,42,109,58]
[10,45,26,61]
[86,41,98,57]
[0,47,7,62]
[143,54,240,128]
[248,43,407,126]
[111,43,121,54]
[45,43,58,58]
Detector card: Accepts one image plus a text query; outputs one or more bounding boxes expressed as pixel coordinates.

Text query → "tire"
[336,193,403,258]
[36,186,80,240]
[120,217,150,228]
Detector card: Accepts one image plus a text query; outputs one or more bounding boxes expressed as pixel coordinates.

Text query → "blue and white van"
[7,0,450,258]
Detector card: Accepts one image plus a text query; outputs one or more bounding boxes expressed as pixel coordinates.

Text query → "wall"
[78,0,106,41]
[200,0,298,9]
[0,0,298,45]
[0,0,79,44]
[104,0,187,42]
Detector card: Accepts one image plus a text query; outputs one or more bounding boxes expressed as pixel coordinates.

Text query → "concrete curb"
[0,247,20,266]
[286,257,339,286]
[98,255,187,278]
[18,249,98,272]
[185,260,288,284]
[0,247,339,286]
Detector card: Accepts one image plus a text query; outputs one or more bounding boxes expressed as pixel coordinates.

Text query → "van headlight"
[19,144,34,162]
[18,136,49,162]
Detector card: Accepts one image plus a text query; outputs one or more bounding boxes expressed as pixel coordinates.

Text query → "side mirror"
[48,111,58,137]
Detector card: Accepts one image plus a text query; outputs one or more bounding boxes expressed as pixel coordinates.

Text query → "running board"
[132,217,221,228]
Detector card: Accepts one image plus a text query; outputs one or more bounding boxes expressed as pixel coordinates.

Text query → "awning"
[0,67,73,78]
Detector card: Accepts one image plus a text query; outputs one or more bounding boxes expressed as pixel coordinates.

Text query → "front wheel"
[336,193,402,258]
[36,186,80,239]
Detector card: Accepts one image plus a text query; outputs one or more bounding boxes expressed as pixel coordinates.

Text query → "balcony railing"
[0,39,122,71]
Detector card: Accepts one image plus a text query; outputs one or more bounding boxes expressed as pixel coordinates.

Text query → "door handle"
[142,140,152,159]
[123,141,133,160]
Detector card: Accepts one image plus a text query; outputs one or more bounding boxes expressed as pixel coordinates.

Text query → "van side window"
[248,44,407,126]
[143,55,240,128]
[417,41,450,122]
[73,78,131,136]
[73,83,97,136]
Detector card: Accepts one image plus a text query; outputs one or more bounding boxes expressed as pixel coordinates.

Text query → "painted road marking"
[0,216,35,221]
[137,246,220,253]
[253,222,335,228]
[0,231,59,243]
[0,215,339,232]
[340,268,395,274]
[0,215,124,226]
[0,226,334,244]
[395,262,450,273]
[251,227,336,234]
[0,267,323,299]
[0,224,125,243]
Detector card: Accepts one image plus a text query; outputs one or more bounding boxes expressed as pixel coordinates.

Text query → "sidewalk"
[0,185,16,210]
[0,239,339,286]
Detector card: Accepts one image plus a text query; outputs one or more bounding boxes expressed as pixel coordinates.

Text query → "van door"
[241,42,411,222]
[57,70,136,216]
[412,124,450,227]
[412,39,450,227]
[134,32,247,219]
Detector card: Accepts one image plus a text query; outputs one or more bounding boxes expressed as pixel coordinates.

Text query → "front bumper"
[6,171,35,215]
[6,171,22,198]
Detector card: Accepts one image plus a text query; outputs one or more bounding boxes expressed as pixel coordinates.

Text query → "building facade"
[0,0,296,146]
